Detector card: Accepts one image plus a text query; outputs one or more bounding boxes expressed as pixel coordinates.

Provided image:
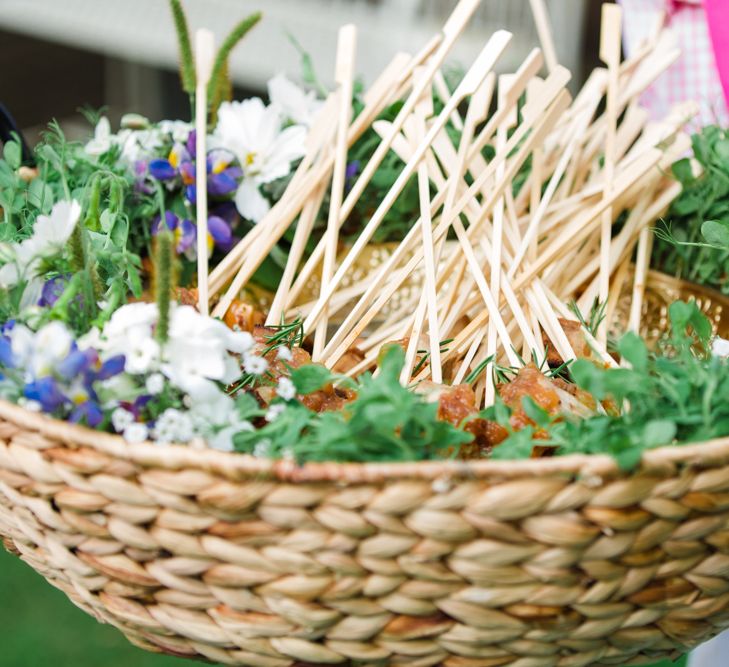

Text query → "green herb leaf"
[617,332,648,371]
[291,364,334,394]
[701,219,729,248]
[27,179,54,213]
[521,396,551,428]
[671,158,693,185]
[2,141,21,170]
[642,419,676,448]
[614,445,643,471]
[0,224,15,242]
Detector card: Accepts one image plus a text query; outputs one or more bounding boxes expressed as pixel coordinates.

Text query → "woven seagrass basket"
[1,273,729,667]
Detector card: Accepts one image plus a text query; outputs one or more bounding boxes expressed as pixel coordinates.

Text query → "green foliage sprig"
[0,127,144,333]
[233,345,473,463]
[653,126,729,292]
[490,301,729,469]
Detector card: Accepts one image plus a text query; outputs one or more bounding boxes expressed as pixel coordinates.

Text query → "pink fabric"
[705,0,729,107]
[619,0,729,129]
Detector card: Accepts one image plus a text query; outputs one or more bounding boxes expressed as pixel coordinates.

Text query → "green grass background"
[0,547,688,667]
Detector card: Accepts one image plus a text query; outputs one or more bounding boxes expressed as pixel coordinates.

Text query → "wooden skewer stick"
[597,3,623,345]
[267,183,327,325]
[468,50,548,170]
[453,334,485,386]
[266,96,340,324]
[605,256,632,334]
[574,182,679,313]
[313,24,357,361]
[629,219,652,334]
[413,76,443,383]
[508,77,604,277]
[529,0,559,72]
[434,69,464,131]
[484,74,515,404]
[526,77,546,357]
[194,28,215,316]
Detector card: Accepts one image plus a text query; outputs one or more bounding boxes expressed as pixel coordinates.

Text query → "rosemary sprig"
[569,298,607,337]
[412,338,453,377]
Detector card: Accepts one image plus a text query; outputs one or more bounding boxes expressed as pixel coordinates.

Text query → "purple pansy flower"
[0,336,14,368]
[57,347,98,380]
[69,400,104,427]
[144,130,241,255]
[24,377,66,411]
[39,275,71,307]
[121,395,153,420]
[148,159,177,181]
[208,215,234,251]
[152,211,197,256]
[95,355,126,381]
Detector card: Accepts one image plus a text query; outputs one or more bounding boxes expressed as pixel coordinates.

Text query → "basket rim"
[2,399,729,483]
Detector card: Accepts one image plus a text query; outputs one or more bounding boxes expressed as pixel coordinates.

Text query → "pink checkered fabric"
[619,0,729,129]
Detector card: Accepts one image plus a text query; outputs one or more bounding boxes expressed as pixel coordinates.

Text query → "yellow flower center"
[212,158,228,174]
[71,390,87,405]
[245,152,256,167]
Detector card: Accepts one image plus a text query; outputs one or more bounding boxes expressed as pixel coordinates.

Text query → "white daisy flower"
[0,200,81,307]
[268,73,324,127]
[212,98,307,222]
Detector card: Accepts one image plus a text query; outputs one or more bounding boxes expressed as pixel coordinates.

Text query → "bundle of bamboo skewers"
[198,0,693,406]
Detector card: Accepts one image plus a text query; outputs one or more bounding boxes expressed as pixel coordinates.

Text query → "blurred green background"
[0,547,688,667]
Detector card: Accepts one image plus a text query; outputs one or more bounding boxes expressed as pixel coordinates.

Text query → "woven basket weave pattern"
[3,399,729,666]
